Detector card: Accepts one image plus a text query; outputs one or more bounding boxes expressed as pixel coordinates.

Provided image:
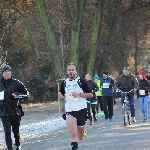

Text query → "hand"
[58,92,64,99]
[12,93,17,98]
[12,93,15,97]
[116,88,119,92]
[134,88,137,93]
[71,92,80,98]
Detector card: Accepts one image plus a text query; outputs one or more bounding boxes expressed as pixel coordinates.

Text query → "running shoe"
[100,111,104,116]
[83,130,88,139]
[105,119,108,122]
[94,118,97,122]
[97,113,101,117]
[132,117,136,122]
[16,145,22,150]
[90,121,93,125]
[96,113,99,117]
[108,118,112,122]
[143,118,148,122]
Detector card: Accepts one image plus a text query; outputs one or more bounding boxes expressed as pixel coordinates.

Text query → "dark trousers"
[102,96,113,119]
[1,116,21,150]
[96,96,103,113]
[87,103,96,121]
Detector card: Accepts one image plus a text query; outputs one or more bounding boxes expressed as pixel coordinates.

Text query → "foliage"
[0,0,149,102]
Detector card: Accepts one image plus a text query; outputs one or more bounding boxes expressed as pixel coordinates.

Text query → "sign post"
[56,79,65,112]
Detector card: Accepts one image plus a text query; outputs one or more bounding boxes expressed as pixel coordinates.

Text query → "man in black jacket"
[115,67,139,122]
[0,65,29,150]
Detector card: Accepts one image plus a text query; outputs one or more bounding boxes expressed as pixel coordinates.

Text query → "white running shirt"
[60,76,91,112]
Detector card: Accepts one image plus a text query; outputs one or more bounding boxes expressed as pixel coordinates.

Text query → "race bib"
[139,90,145,95]
[103,83,110,88]
[0,91,4,100]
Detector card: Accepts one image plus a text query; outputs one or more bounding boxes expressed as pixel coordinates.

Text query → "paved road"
[1,99,150,150]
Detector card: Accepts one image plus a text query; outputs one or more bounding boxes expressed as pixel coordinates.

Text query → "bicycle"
[118,89,133,126]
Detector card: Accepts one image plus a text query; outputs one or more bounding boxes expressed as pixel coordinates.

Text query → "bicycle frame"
[119,89,133,126]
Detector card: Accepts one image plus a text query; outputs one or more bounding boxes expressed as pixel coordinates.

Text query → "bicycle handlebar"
[116,89,133,93]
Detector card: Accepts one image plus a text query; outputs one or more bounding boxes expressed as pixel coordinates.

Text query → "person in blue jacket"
[100,71,114,122]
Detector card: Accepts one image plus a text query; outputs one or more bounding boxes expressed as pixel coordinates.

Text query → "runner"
[101,71,114,122]
[93,74,104,117]
[58,62,93,150]
[138,71,150,122]
[85,74,99,125]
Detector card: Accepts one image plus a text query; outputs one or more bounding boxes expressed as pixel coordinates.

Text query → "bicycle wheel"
[123,104,127,126]
[127,112,132,125]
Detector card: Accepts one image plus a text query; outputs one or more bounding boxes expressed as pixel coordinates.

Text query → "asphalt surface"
[1,98,150,150]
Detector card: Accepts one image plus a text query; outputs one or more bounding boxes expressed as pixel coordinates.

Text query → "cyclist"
[100,71,114,122]
[85,74,99,124]
[115,67,139,122]
[58,62,93,150]
[138,71,150,122]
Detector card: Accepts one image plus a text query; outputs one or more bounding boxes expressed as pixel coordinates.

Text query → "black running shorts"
[63,108,87,126]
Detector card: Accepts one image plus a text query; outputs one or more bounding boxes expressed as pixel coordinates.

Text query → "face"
[67,65,77,80]
[2,70,12,79]
[85,74,91,81]
[103,74,107,78]
[123,70,128,76]
[139,74,144,80]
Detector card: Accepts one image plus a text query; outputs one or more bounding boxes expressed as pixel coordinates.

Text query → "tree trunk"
[87,0,102,75]
[69,0,86,66]
[134,22,138,74]
[36,0,65,78]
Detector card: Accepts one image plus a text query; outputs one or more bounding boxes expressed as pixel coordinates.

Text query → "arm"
[93,81,99,92]
[109,78,114,88]
[58,81,65,99]
[132,75,139,90]
[79,78,93,98]
[13,81,29,100]
[146,80,150,91]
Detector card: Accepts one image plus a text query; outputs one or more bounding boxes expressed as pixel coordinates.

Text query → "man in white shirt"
[58,62,93,150]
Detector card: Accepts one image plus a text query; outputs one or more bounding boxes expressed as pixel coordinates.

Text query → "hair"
[85,73,91,77]
[67,62,77,70]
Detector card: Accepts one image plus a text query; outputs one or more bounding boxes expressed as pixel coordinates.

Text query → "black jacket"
[0,77,29,117]
[115,74,139,92]
[139,79,150,97]
[86,80,99,98]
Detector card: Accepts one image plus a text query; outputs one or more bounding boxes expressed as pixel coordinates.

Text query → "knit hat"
[139,71,146,77]
[1,65,11,73]
[103,71,109,75]
[94,74,99,79]
[123,67,130,71]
